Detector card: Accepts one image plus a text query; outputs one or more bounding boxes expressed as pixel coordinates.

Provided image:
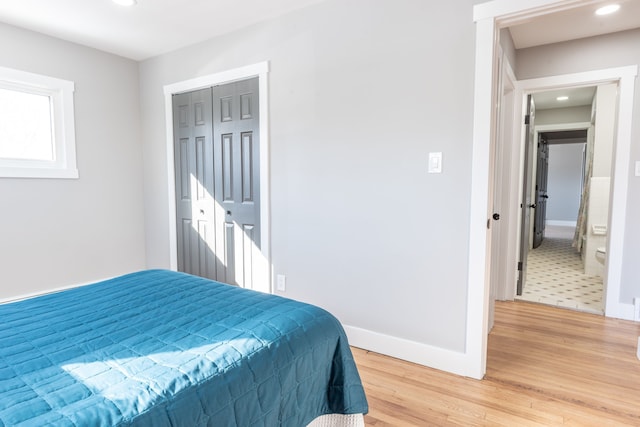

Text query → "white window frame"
[0,66,78,179]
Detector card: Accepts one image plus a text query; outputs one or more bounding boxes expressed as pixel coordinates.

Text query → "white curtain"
[573,130,594,252]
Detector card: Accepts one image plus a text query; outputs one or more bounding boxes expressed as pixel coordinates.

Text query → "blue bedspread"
[0,270,367,426]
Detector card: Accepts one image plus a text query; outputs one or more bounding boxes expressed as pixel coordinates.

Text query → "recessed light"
[112,0,137,6]
[595,4,620,15]
[557,96,569,101]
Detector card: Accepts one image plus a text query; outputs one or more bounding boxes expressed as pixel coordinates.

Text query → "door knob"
[492,213,500,221]
[528,204,536,209]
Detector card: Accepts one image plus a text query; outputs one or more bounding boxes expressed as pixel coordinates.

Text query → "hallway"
[516,225,604,314]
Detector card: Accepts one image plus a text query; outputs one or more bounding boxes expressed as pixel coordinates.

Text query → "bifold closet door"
[173,78,260,288]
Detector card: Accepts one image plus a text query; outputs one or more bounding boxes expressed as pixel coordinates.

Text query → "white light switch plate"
[428,152,442,174]
[635,160,640,177]
[276,274,286,291]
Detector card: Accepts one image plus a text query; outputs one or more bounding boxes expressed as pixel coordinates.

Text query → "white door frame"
[163,62,272,293]
[470,0,638,379]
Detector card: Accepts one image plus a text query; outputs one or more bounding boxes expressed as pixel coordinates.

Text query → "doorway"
[515,85,610,314]
[509,78,626,317]
[515,97,607,313]
[469,0,638,379]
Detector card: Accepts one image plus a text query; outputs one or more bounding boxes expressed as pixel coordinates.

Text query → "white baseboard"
[546,220,577,227]
[346,301,638,380]
[0,276,112,305]
[343,325,475,378]
[606,301,636,322]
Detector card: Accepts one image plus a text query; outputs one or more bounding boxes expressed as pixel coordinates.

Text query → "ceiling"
[533,86,597,110]
[0,0,638,62]
[0,0,327,61]
[510,0,640,111]
[508,0,640,49]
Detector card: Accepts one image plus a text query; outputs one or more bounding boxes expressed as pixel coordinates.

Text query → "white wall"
[500,28,517,67]
[547,143,583,223]
[140,0,478,354]
[516,28,640,303]
[592,84,617,178]
[535,106,591,125]
[0,23,146,300]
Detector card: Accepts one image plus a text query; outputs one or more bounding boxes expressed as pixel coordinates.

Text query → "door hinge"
[524,114,530,125]
[517,261,523,271]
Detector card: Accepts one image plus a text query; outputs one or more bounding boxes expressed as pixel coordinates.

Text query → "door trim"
[493,55,519,302]
[471,0,638,380]
[163,62,271,293]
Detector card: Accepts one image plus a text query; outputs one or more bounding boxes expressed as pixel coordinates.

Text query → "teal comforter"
[0,270,367,426]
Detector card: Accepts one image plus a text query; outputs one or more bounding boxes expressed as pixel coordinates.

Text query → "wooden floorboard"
[353,300,640,426]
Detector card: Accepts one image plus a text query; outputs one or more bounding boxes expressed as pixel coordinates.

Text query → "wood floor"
[353,301,640,426]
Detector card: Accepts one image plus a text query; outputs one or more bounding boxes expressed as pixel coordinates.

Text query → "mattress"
[0,269,368,426]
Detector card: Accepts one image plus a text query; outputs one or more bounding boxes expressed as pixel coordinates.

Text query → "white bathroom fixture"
[592,224,607,235]
[595,246,606,265]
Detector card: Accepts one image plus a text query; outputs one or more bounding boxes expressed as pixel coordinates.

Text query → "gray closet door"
[173,88,217,280]
[172,78,260,287]
[212,77,260,287]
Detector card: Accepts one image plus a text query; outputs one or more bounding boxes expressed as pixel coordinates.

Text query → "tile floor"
[516,225,604,314]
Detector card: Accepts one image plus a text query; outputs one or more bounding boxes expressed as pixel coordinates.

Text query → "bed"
[0,269,368,426]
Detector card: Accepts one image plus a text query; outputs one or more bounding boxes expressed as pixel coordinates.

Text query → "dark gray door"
[533,134,549,248]
[517,95,535,296]
[212,78,260,287]
[173,88,217,279]
[173,78,260,287]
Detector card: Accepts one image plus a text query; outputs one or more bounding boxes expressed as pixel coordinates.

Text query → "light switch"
[635,160,640,177]
[428,152,442,174]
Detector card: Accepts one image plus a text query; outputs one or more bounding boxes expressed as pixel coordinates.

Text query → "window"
[0,66,77,178]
